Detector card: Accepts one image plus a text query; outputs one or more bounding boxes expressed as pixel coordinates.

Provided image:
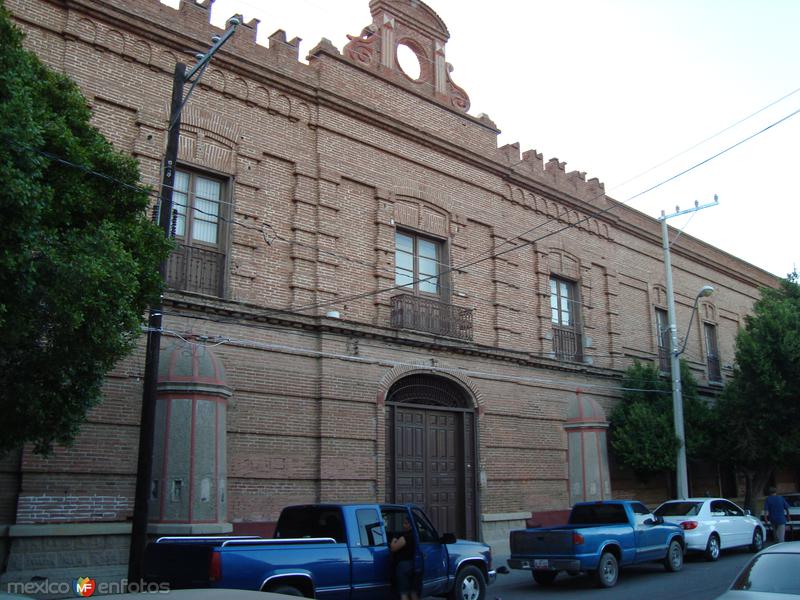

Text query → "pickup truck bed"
[508,500,685,588]
[145,503,496,599]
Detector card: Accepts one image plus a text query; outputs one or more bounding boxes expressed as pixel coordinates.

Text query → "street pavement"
[481,546,756,600]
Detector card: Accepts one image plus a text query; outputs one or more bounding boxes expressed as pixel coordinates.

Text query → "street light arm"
[676,297,700,356]
[677,285,714,356]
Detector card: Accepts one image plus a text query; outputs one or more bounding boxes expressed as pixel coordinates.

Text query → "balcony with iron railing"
[390,294,474,340]
[552,325,583,362]
[165,242,225,297]
[657,345,670,373]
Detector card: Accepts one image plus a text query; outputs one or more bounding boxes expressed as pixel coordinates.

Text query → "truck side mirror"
[440,533,457,544]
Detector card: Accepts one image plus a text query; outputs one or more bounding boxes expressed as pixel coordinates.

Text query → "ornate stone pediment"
[343,0,470,112]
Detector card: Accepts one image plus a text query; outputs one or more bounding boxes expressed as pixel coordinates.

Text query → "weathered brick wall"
[15,496,133,524]
[4,0,779,533]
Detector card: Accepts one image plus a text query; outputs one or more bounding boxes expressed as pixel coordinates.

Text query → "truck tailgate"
[144,542,215,588]
[510,529,574,555]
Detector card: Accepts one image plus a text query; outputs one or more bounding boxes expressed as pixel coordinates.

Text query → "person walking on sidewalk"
[764,487,791,542]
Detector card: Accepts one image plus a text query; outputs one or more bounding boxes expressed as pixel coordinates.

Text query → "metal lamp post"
[659,198,717,499]
[667,283,714,499]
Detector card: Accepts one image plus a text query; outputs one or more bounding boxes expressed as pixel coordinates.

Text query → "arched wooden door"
[385,374,477,539]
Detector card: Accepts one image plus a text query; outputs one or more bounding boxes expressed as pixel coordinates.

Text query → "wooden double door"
[386,403,477,539]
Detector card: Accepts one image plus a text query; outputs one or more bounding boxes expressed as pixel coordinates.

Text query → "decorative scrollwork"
[446,63,470,112]
[344,26,378,67]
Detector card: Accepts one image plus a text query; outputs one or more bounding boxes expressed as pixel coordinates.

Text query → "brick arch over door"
[384,373,478,540]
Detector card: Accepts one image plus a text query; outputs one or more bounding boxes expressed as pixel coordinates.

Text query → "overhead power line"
[14,96,800,321]
[147,325,676,396]
[285,104,800,316]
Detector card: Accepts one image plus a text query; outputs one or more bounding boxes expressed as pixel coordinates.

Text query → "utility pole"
[659,195,718,500]
[128,18,239,583]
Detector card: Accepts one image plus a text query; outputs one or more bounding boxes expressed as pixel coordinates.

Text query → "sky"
[165,0,799,278]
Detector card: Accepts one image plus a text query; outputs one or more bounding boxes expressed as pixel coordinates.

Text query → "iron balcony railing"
[391,293,474,340]
[166,242,225,297]
[657,345,670,373]
[552,325,583,362]
[707,353,722,383]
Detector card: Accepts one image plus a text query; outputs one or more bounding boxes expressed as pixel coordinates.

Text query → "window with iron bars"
[550,276,582,362]
[655,307,670,373]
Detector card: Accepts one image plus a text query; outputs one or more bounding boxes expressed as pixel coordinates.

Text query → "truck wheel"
[704,533,720,561]
[664,539,684,572]
[267,584,304,596]
[449,565,486,600]
[751,528,764,552]
[532,570,557,586]
[593,552,618,588]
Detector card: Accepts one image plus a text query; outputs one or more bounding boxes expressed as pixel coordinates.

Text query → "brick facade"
[2,0,782,584]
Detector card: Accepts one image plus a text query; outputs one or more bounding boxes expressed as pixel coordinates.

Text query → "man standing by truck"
[764,487,791,542]
[391,516,420,600]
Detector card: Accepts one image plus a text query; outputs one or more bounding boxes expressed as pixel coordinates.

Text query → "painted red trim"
[578,392,587,501]
[580,429,587,500]
[566,417,608,424]
[188,398,197,523]
[214,401,219,523]
[567,426,608,434]
[594,431,604,499]
[158,398,172,521]
[158,392,227,404]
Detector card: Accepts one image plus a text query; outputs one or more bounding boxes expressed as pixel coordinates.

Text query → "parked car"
[760,492,800,541]
[654,498,765,561]
[714,541,800,599]
[507,500,684,588]
[144,503,496,599]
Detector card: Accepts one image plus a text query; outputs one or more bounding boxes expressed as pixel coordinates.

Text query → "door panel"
[393,407,466,537]
[395,409,426,505]
[427,412,459,536]
[413,507,450,597]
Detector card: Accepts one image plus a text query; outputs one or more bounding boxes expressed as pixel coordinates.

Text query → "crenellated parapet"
[342,0,471,112]
[499,142,608,207]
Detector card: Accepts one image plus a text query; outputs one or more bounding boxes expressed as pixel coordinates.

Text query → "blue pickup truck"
[144,503,496,599]
[507,500,685,588]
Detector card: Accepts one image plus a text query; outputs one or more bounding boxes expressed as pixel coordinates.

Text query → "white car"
[654,498,766,561]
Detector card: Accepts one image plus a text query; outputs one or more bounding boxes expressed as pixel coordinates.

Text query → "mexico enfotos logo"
[5,576,169,596]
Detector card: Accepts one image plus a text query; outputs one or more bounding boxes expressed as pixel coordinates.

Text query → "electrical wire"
[18,99,797,321]
[158,307,717,372]
[15,97,799,322]
[146,325,676,396]
[283,105,800,316]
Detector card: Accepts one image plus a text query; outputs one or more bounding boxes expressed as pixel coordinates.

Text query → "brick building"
[0,0,780,587]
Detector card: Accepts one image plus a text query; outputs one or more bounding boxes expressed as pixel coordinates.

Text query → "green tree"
[713,273,800,511]
[610,361,712,482]
[0,2,171,454]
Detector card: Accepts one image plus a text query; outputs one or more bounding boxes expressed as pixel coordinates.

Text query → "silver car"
[714,541,800,599]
